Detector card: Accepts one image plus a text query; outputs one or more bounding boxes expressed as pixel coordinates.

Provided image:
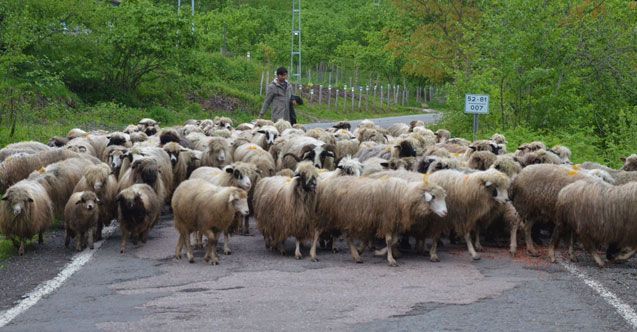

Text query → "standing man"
[258,67,296,121]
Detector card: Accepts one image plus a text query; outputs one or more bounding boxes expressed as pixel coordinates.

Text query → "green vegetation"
[0,0,634,165]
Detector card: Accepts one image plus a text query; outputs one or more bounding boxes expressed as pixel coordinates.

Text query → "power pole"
[177,0,195,32]
[290,0,301,82]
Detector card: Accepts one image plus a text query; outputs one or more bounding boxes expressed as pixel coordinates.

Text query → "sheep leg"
[568,231,578,262]
[474,231,483,252]
[331,236,339,253]
[279,241,287,256]
[76,233,84,252]
[184,231,195,263]
[295,239,303,260]
[548,223,562,263]
[430,236,440,262]
[203,230,219,265]
[264,236,271,250]
[120,224,128,254]
[175,234,185,259]
[223,231,231,255]
[65,231,72,248]
[242,216,250,235]
[347,237,362,263]
[310,230,320,262]
[18,238,25,256]
[38,232,44,244]
[374,246,388,256]
[195,231,203,249]
[385,233,397,267]
[464,233,480,261]
[88,227,95,250]
[613,248,637,262]
[509,219,519,257]
[524,220,539,257]
[358,240,367,254]
[581,238,605,267]
[96,222,104,241]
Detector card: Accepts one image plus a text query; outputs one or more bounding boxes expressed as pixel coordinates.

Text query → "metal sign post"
[464,94,490,142]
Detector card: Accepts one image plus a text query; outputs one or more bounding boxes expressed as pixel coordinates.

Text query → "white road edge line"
[559,259,637,329]
[0,223,118,328]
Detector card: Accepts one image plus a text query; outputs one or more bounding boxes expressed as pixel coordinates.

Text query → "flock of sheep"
[0,116,635,268]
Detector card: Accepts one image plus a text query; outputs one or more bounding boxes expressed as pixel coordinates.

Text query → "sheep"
[491,133,507,144]
[205,128,232,138]
[463,140,501,159]
[119,146,174,200]
[517,149,561,167]
[423,169,511,261]
[353,139,417,162]
[549,145,572,164]
[201,138,231,167]
[129,132,148,144]
[199,119,214,130]
[102,145,128,177]
[254,162,319,260]
[173,148,201,186]
[318,156,363,181]
[106,132,132,148]
[172,180,249,264]
[72,163,118,240]
[64,191,100,251]
[409,120,425,132]
[416,156,461,174]
[0,149,91,195]
[253,119,274,128]
[66,138,98,157]
[138,118,160,136]
[118,157,167,204]
[274,119,292,134]
[251,125,279,150]
[236,123,254,131]
[468,151,497,170]
[66,128,88,139]
[0,148,36,162]
[47,136,69,147]
[333,129,355,141]
[116,184,162,253]
[276,169,295,177]
[551,180,637,267]
[511,164,597,256]
[0,181,54,255]
[159,128,192,149]
[276,136,336,171]
[182,124,203,136]
[356,127,387,144]
[123,125,139,134]
[215,116,234,130]
[332,121,352,131]
[316,175,447,266]
[233,143,276,177]
[5,141,50,152]
[434,129,451,143]
[306,128,337,145]
[292,124,306,132]
[334,139,360,160]
[578,157,637,185]
[490,155,522,180]
[620,154,637,171]
[189,164,253,191]
[184,119,200,126]
[387,123,410,137]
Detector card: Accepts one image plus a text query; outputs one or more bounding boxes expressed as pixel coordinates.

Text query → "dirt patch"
[190,92,252,113]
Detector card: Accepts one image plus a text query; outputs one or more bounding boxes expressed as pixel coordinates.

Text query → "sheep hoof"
[211,258,220,265]
[430,256,440,263]
[528,251,540,257]
[475,246,483,252]
[176,254,182,260]
[89,245,94,250]
[311,257,319,262]
[509,249,517,257]
[332,248,339,254]
[295,254,303,260]
[224,249,232,255]
[472,256,481,261]
[189,259,195,264]
[388,260,398,267]
[120,249,125,254]
[355,259,363,264]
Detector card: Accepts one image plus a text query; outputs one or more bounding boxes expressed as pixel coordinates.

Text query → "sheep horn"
[283,153,302,162]
[323,144,336,153]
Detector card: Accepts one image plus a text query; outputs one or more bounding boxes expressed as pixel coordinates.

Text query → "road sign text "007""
[465,94,489,114]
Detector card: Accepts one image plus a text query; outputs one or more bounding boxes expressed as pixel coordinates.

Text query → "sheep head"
[228,189,249,216]
[76,191,100,211]
[1,188,34,216]
[294,161,318,192]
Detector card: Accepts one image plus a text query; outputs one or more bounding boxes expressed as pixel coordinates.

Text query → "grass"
[0,236,17,261]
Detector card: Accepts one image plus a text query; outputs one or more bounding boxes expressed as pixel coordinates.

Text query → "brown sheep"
[159,128,192,149]
[387,123,410,137]
[517,149,561,167]
[254,162,319,260]
[106,132,132,148]
[468,151,497,170]
[511,164,595,256]
[47,136,69,147]
[73,163,118,241]
[0,181,54,255]
[172,180,249,264]
[116,184,162,253]
[434,129,451,143]
[0,148,83,194]
[620,154,637,171]
[173,148,201,186]
[316,175,447,266]
[0,148,35,162]
[274,119,292,134]
[200,137,231,168]
[64,191,100,251]
[552,180,637,266]
[118,157,167,204]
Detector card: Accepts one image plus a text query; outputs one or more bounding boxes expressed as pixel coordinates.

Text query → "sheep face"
[425,190,447,217]
[132,158,160,186]
[230,190,249,216]
[484,181,509,205]
[109,150,126,170]
[116,191,144,216]
[75,192,100,212]
[257,130,278,147]
[395,140,417,158]
[620,155,637,171]
[1,189,33,216]
[107,133,128,147]
[225,166,251,190]
[85,165,110,191]
[337,158,362,176]
[295,163,318,192]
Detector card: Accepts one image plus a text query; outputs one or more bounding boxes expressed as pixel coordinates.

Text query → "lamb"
[102,145,128,177]
[551,180,637,266]
[73,163,118,240]
[316,175,447,265]
[116,184,162,253]
[64,191,100,251]
[172,180,249,264]
[254,162,319,260]
[5,141,50,152]
[424,169,511,261]
[233,143,276,177]
[251,126,279,150]
[200,137,231,168]
[0,181,54,255]
[511,164,597,256]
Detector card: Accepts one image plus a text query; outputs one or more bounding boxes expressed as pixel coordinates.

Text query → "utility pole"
[177,0,195,32]
[290,0,301,82]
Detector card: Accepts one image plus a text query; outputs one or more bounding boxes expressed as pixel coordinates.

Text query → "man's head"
[276,67,288,83]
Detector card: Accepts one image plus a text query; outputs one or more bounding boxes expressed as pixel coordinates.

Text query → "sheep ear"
[257,130,266,134]
[620,157,627,163]
[380,162,389,168]
[424,192,433,202]
[96,199,103,205]
[27,197,34,203]
[76,199,83,205]
[337,165,343,169]
[228,193,236,203]
[485,181,492,187]
[225,167,234,174]
[2,196,8,201]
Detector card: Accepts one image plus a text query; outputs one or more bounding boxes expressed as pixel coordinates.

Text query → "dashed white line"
[0,224,117,328]
[560,259,637,329]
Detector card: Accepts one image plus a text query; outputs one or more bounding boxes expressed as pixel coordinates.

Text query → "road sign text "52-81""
[465,94,489,114]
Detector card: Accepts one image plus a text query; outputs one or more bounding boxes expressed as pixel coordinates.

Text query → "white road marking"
[0,224,117,328]
[560,259,637,329]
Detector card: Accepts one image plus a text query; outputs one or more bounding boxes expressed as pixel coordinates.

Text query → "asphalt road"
[1,114,636,331]
[303,112,442,130]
